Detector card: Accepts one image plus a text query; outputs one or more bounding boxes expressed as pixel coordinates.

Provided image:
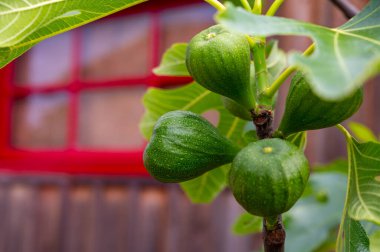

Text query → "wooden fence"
[0,0,376,252]
[0,175,258,252]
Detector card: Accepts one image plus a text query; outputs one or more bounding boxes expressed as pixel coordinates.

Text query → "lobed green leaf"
[0,0,146,68]
[348,122,378,143]
[284,173,346,252]
[266,40,287,84]
[370,230,380,252]
[180,164,230,204]
[342,217,370,252]
[232,212,262,235]
[153,43,190,76]
[346,139,380,225]
[217,1,380,100]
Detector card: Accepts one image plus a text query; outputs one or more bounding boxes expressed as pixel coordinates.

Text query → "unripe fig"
[279,72,363,136]
[229,138,309,217]
[144,111,240,183]
[186,25,254,109]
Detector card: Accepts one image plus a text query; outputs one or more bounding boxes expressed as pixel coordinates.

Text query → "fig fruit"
[279,72,363,136]
[186,25,254,109]
[144,110,240,183]
[229,138,309,217]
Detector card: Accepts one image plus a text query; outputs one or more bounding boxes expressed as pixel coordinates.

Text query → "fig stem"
[266,0,284,16]
[263,215,286,252]
[204,0,226,11]
[264,44,315,98]
[251,39,271,105]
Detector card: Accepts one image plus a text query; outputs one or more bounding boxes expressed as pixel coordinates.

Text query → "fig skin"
[186,25,255,110]
[229,138,310,217]
[279,72,363,136]
[144,111,240,183]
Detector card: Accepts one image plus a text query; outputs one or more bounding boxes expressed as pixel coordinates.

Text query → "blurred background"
[0,0,376,251]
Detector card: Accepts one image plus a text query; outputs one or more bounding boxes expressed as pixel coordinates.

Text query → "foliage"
[348,122,378,143]
[141,1,380,250]
[217,1,380,100]
[0,0,146,68]
[142,1,380,251]
[1,0,380,251]
[153,43,189,76]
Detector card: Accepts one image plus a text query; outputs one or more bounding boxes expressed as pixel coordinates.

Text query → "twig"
[330,0,359,19]
[252,109,273,139]
[263,216,286,252]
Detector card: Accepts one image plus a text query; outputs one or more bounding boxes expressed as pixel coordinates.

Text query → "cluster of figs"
[144,25,363,218]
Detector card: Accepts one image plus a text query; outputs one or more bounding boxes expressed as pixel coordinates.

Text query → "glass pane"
[13,32,72,87]
[78,86,146,149]
[160,4,215,55]
[12,92,69,149]
[80,14,152,81]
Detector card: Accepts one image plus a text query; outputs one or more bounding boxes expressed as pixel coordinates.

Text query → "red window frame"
[0,0,201,176]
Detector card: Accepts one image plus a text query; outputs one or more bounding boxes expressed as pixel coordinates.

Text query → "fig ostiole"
[186,24,255,110]
[279,72,363,136]
[144,110,240,183]
[229,138,310,217]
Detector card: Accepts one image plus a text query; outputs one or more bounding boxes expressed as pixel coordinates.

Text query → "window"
[0,0,215,175]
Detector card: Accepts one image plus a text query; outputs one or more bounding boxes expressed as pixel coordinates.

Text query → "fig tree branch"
[330,0,359,19]
[263,216,286,252]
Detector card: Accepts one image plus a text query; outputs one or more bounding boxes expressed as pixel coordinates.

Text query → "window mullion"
[67,28,82,150]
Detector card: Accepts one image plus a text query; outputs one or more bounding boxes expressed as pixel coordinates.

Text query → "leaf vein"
[0,0,64,15]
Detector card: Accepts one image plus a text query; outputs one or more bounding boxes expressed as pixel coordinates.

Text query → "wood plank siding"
[0,1,375,252]
[0,175,258,252]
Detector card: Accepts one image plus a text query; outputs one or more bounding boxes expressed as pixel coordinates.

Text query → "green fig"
[279,72,363,136]
[229,138,309,217]
[186,25,254,109]
[144,110,240,183]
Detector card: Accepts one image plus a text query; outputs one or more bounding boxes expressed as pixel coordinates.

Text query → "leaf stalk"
[336,124,352,142]
[266,0,284,16]
[264,44,315,98]
[335,124,353,251]
[249,37,271,106]
[252,0,262,14]
[240,0,252,12]
[204,0,226,11]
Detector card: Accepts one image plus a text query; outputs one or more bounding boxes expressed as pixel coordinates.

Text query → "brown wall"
[0,175,257,252]
[1,1,376,252]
